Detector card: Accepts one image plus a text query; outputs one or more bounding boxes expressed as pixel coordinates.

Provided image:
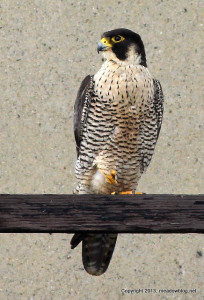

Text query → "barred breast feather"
[74,61,164,194]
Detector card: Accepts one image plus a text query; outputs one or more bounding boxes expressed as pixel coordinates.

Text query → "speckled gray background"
[0,0,203,299]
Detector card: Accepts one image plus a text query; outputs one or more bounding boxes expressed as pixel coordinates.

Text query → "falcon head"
[97,28,147,67]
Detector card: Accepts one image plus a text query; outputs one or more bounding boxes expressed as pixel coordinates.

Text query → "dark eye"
[114,36,121,41]
[111,35,125,43]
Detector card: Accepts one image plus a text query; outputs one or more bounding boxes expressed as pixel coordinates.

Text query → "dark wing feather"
[74,75,94,156]
[153,78,164,138]
[73,75,118,276]
[140,79,164,171]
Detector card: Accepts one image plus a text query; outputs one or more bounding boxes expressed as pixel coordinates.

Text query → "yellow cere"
[100,37,113,48]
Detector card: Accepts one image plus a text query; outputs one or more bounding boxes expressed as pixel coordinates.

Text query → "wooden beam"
[0,194,203,233]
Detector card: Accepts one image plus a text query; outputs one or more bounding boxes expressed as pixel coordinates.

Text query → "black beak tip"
[97,42,108,53]
[97,44,102,54]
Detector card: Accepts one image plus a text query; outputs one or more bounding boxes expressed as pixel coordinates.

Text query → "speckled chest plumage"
[75,60,158,194]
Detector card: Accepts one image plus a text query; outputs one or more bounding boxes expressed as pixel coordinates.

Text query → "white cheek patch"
[102,45,141,66]
[125,45,142,65]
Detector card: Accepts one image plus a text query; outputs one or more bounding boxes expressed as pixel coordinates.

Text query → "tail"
[71,233,117,276]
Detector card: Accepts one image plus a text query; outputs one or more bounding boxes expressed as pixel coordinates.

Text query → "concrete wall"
[0,0,203,299]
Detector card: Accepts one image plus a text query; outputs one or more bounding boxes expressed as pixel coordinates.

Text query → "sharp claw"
[98,168,144,194]
[119,191,143,195]
[119,191,133,194]
[106,169,117,184]
[99,169,118,185]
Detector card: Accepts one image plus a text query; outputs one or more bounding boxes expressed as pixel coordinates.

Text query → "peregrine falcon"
[71,28,164,276]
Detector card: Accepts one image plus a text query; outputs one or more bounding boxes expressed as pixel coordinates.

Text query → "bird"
[71,28,164,276]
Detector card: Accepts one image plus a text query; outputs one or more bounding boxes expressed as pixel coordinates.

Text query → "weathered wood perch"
[0,194,203,233]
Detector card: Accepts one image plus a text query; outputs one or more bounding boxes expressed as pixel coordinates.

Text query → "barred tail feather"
[71,233,117,276]
[82,233,117,276]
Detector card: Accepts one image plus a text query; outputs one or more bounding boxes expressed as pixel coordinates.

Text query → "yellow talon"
[106,169,117,184]
[100,169,117,185]
[119,191,133,194]
[99,168,143,193]
[111,169,116,176]
[119,191,143,195]
[111,191,143,195]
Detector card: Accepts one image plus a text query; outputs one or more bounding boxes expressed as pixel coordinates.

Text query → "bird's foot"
[100,169,118,185]
[111,191,143,195]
